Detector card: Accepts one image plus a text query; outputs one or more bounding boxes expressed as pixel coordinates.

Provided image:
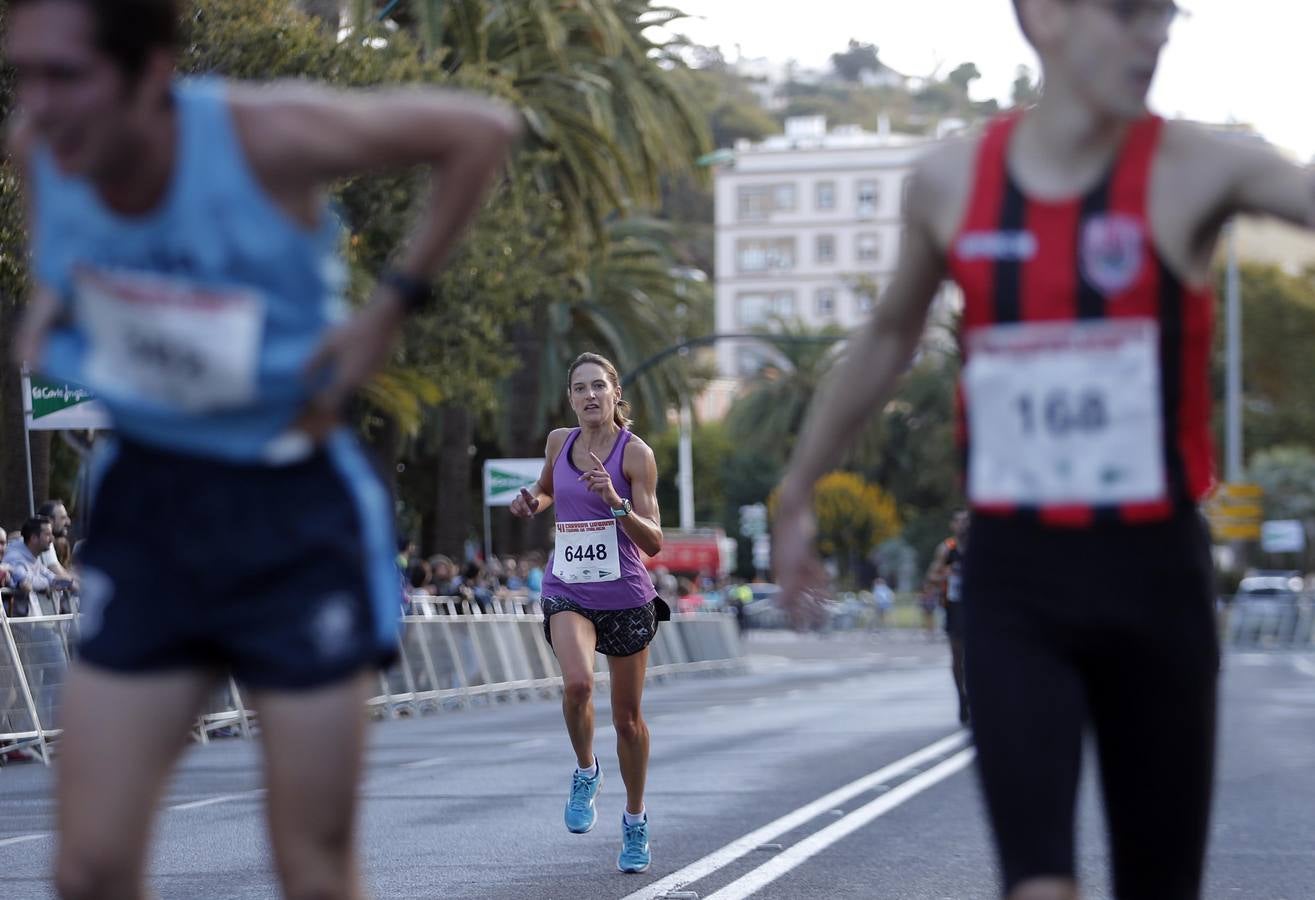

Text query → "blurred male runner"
[6,1,517,897]
[774,1,1314,897]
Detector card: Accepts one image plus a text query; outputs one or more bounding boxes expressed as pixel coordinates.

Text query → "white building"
[712,116,947,380]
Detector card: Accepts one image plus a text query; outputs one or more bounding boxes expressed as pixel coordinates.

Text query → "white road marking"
[1294,657,1315,679]
[169,789,264,811]
[509,738,547,750]
[400,755,451,770]
[618,731,969,900]
[703,748,977,899]
[0,834,47,848]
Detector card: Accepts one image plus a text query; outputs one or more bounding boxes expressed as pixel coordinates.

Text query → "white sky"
[669,0,1315,162]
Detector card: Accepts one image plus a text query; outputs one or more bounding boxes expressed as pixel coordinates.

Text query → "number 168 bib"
[963,318,1167,507]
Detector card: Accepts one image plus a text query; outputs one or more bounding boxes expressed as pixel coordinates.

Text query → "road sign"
[1205,483,1264,544]
[1213,482,1263,500]
[739,503,768,538]
[1209,504,1263,520]
[1261,520,1306,554]
[482,459,543,506]
[1210,521,1262,542]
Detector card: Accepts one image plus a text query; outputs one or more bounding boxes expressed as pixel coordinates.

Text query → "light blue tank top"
[33,78,349,463]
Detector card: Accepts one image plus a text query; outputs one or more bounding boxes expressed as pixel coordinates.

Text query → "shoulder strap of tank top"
[1107,115,1163,217]
[554,428,582,469]
[613,429,634,461]
[174,78,254,200]
[959,113,1023,234]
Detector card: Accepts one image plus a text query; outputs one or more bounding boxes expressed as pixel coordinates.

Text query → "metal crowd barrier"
[0,590,744,765]
[1225,594,1315,649]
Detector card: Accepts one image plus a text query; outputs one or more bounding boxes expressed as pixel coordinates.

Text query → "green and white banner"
[483,458,544,507]
[23,373,110,431]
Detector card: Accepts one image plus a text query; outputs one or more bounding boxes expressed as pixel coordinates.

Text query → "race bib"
[946,572,963,603]
[552,519,621,584]
[75,268,264,413]
[963,319,1166,507]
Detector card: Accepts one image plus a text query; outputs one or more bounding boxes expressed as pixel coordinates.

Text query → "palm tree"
[358,1,709,243]
[725,322,850,466]
[521,217,713,440]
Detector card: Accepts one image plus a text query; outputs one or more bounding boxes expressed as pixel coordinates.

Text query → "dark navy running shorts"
[75,434,401,690]
[542,596,670,657]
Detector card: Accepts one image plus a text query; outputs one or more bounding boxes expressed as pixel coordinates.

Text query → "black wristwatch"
[379,269,436,314]
[611,498,632,519]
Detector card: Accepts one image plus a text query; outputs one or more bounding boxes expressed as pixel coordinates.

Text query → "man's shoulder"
[909,126,990,245]
[1156,117,1264,179]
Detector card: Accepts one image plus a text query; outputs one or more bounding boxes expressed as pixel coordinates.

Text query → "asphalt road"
[2,630,1313,899]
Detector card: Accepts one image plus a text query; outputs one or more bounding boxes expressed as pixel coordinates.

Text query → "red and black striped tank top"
[947,113,1214,527]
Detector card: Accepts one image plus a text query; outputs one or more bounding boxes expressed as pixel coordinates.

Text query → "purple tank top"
[540,428,654,610]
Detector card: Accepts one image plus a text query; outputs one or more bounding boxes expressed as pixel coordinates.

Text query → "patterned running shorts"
[541,596,670,658]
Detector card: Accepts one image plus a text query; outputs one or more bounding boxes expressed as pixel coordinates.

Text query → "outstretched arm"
[774,160,950,605]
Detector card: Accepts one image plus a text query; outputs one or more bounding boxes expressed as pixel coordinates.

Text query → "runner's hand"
[580,451,622,508]
[301,291,407,436]
[510,487,540,518]
[773,501,829,630]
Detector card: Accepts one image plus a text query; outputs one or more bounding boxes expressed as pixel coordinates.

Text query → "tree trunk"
[0,354,36,526]
[368,411,401,497]
[434,403,473,561]
[502,314,553,556]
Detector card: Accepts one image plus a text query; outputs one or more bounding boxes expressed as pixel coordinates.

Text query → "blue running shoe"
[564,762,602,834]
[617,813,651,873]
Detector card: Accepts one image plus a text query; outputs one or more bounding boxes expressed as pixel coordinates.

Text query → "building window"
[815,181,836,211]
[815,288,837,318]
[815,234,836,265]
[737,238,796,273]
[737,183,797,221]
[901,175,913,215]
[857,179,879,217]
[736,291,796,328]
[856,232,881,262]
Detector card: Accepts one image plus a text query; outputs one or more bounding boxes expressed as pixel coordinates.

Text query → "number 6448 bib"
[963,318,1167,507]
[551,519,621,584]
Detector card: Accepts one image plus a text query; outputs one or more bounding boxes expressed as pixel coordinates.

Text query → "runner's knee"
[563,675,593,707]
[612,708,645,742]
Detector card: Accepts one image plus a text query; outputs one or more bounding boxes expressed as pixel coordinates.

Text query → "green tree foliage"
[770,470,901,584]
[830,40,882,83]
[184,0,540,436]
[684,60,780,151]
[1213,263,1315,457]
[0,0,40,526]
[1247,445,1315,571]
[1248,445,1315,521]
[1011,64,1041,107]
[723,323,847,465]
[650,418,735,526]
[394,0,710,243]
[857,351,965,567]
[947,62,981,94]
